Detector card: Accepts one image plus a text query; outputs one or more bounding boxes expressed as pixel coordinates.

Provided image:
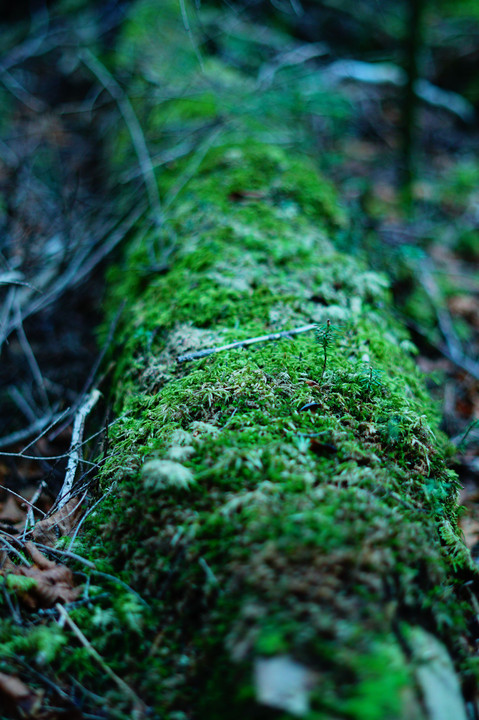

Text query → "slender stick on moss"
[177,323,317,362]
[0,411,66,450]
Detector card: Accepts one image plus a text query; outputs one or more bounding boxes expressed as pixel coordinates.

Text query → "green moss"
[85,128,473,715]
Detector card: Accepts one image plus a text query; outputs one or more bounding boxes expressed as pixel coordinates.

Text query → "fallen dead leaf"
[0,671,43,716]
[2,542,81,610]
[0,496,27,524]
[32,498,83,547]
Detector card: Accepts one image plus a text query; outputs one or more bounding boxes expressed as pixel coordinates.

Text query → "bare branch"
[0,200,145,347]
[0,486,46,517]
[0,410,69,451]
[257,42,327,88]
[15,304,51,412]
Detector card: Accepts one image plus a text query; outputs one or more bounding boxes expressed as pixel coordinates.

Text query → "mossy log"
[2,2,478,719]
[89,2,479,718]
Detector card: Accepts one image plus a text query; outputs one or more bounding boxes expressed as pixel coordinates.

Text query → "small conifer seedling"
[315,319,341,381]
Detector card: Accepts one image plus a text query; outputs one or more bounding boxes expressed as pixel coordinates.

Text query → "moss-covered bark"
[1,2,478,719]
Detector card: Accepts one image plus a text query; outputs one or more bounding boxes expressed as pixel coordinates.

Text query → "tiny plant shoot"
[315,320,341,381]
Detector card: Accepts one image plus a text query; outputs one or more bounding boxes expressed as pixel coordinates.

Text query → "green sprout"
[357,364,383,397]
[315,319,341,381]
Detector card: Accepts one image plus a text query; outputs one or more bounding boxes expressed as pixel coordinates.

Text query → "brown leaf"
[0,496,26,524]
[24,542,57,570]
[2,543,81,609]
[0,671,43,716]
[18,563,80,608]
[32,498,83,547]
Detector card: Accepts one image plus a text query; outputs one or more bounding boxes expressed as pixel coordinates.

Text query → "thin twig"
[23,480,47,539]
[0,286,16,353]
[8,385,38,423]
[417,263,479,381]
[0,68,47,112]
[19,407,71,455]
[15,304,51,411]
[0,485,46,516]
[0,174,146,350]
[79,47,161,221]
[256,41,327,88]
[56,604,148,718]
[0,414,124,461]
[178,0,204,71]
[0,411,66,450]
[33,542,96,569]
[67,483,115,552]
[119,137,198,183]
[2,582,22,624]
[50,302,124,441]
[177,323,316,362]
[13,654,72,701]
[0,535,31,566]
[57,390,101,510]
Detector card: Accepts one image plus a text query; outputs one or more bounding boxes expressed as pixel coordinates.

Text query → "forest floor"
[0,1,479,715]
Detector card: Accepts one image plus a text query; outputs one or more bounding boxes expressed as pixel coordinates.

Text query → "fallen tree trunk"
[1,1,478,718]
[82,2,479,717]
